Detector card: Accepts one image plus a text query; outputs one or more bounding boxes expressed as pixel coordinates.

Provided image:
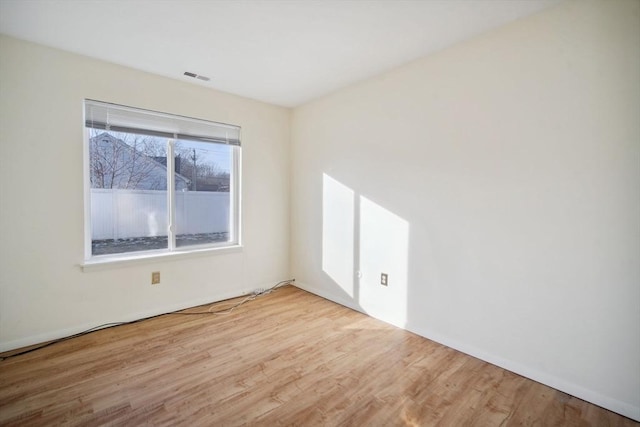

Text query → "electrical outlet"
[381,273,388,286]
[151,272,160,285]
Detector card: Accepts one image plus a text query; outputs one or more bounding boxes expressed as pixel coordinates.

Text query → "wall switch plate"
[381,273,388,286]
[151,272,160,285]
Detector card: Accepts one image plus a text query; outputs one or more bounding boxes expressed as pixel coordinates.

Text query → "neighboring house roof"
[89,132,191,190]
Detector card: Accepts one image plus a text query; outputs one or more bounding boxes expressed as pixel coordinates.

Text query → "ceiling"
[0,0,560,108]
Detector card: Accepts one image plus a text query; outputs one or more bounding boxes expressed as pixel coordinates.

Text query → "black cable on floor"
[0,279,295,362]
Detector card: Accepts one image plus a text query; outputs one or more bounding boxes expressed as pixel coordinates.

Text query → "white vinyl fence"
[91,189,229,240]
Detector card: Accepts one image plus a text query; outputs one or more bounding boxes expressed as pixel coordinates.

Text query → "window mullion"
[167,138,176,251]
[83,128,93,260]
[231,145,241,245]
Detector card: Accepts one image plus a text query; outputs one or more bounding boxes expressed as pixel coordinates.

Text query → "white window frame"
[82,100,242,268]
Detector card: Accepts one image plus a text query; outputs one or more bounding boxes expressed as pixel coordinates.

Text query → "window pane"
[89,129,169,255]
[174,140,233,248]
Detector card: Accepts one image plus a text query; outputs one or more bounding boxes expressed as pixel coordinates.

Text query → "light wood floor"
[0,285,636,426]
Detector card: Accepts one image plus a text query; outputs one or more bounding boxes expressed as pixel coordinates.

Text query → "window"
[84,100,241,261]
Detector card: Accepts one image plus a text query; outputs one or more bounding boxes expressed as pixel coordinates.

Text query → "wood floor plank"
[0,285,636,426]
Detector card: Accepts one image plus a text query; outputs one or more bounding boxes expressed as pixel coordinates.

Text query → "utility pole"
[190,148,197,191]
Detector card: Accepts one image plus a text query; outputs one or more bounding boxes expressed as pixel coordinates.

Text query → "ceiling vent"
[183,71,210,82]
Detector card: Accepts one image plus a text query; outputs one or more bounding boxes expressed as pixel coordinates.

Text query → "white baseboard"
[293,281,640,422]
[294,281,363,312]
[404,322,640,422]
[0,288,248,354]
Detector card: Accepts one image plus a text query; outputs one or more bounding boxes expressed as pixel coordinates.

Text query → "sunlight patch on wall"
[359,195,410,326]
[322,173,355,297]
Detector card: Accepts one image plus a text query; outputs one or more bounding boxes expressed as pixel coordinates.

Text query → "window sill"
[81,244,243,272]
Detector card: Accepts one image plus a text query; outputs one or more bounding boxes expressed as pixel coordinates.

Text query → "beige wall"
[0,35,291,350]
[291,0,639,420]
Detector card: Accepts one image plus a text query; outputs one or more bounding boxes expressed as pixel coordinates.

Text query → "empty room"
[0,0,638,425]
